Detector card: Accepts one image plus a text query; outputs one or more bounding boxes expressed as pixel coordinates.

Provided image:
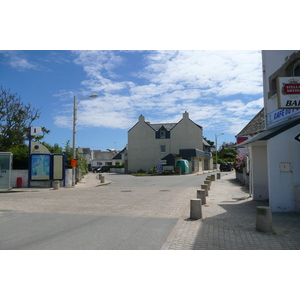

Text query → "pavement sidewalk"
[161,172,300,250]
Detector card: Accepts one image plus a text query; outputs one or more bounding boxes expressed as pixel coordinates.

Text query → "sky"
[2,0,298,294]
[0,50,263,150]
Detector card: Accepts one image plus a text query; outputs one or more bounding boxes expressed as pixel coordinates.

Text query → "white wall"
[11,170,28,187]
[11,169,72,188]
[170,112,203,154]
[128,116,159,172]
[250,145,269,200]
[267,124,300,212]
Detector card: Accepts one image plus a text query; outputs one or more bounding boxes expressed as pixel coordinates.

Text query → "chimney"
[139,115,145,122]
[183,111,189,119]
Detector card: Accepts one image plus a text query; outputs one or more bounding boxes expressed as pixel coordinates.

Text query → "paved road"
[0,171,218,249]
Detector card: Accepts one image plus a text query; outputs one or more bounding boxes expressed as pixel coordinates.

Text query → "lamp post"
[215,132,224,170]
[72,93,98,186]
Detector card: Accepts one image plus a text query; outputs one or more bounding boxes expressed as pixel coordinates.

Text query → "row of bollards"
[190,173,274,233]
[190,173,220,220]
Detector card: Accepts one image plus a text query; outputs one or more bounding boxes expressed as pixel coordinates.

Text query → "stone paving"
[162,172,300,250]
[2,171,300,250]
[0,173,195,219]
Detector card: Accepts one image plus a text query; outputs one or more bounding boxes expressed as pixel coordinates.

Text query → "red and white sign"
[278,77,300,109]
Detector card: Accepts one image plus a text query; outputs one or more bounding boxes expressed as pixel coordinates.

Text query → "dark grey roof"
[92,151,116,160]
[81,148,91,154]
[149,123,177,131]
[239,116,300,146]
[203,139,211,146]
[179,148,211,159]
[112,148,126,160]
[236,108,265,137]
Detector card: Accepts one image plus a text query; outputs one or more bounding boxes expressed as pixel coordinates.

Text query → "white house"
[91,150,119,168]
[240,50,300,212]
[126,111,213,173]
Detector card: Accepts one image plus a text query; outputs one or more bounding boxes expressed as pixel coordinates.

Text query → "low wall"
[11,169,73,188]
[110,168,124,173]
[235,169,249,187]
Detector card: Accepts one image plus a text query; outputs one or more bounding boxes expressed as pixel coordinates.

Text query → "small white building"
[91,150,119,168]
[240,50,300,212]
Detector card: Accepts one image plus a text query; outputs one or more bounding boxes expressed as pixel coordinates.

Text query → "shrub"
[233,155,247,173]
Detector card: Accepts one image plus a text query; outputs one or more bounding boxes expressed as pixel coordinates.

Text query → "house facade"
[127,111,213,173]
[91,150,119,168]
[239,50,300,212]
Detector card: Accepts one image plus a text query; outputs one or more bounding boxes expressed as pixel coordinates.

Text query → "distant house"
[91,150,119,168]
[126,111,213,173]
[112,147,126,165]
[77,147,92,166]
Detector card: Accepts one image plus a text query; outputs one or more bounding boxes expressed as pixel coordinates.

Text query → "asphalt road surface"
[0,171,219,250]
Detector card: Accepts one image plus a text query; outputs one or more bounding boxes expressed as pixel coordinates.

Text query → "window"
[160,129,166,138]
[271,77,277,96]
[160,145,166,153]
[293,62,300,76]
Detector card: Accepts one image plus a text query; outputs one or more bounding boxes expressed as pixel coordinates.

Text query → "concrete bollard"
[217,173,221,179]
[206,177,213,185]
[204,179,211,190]
[210,174,216,181]
[256,206,273,232]
[190,198,202,219]
[53,180,60,190]
[204,180,210,190]
[201,184,208,196]
[197,189,206,205]
[99,174,105,183]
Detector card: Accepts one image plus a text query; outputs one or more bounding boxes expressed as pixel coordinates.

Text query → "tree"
[203,137,214,146]
[0,86,41,151]
[40,142,63,154]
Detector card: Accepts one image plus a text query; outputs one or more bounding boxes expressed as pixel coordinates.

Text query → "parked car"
[92,166,102,173]
[99,165,110,173]
[220,162,233,172]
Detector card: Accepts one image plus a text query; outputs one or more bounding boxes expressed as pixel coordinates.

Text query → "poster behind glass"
[53,154,64,180]
[31,154,51,180]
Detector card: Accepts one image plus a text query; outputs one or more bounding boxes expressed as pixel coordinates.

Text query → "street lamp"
[72,93,98,186]
[215,132,224,170]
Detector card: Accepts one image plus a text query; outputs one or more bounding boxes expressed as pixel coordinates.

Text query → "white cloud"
[54,50,264,136]
[141,50,263,96]
[1,50,38,70]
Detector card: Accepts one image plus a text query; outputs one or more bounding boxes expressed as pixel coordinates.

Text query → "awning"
[179,148,211,159]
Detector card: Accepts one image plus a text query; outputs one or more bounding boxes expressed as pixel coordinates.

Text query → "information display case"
[0,152,13,190]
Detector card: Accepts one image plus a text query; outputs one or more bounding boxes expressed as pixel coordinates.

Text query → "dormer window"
[160,129,166,138]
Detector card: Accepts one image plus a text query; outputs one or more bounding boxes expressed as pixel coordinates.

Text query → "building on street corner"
[238,50,300,212]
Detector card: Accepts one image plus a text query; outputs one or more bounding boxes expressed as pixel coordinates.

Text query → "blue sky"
[0,50,263,150]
